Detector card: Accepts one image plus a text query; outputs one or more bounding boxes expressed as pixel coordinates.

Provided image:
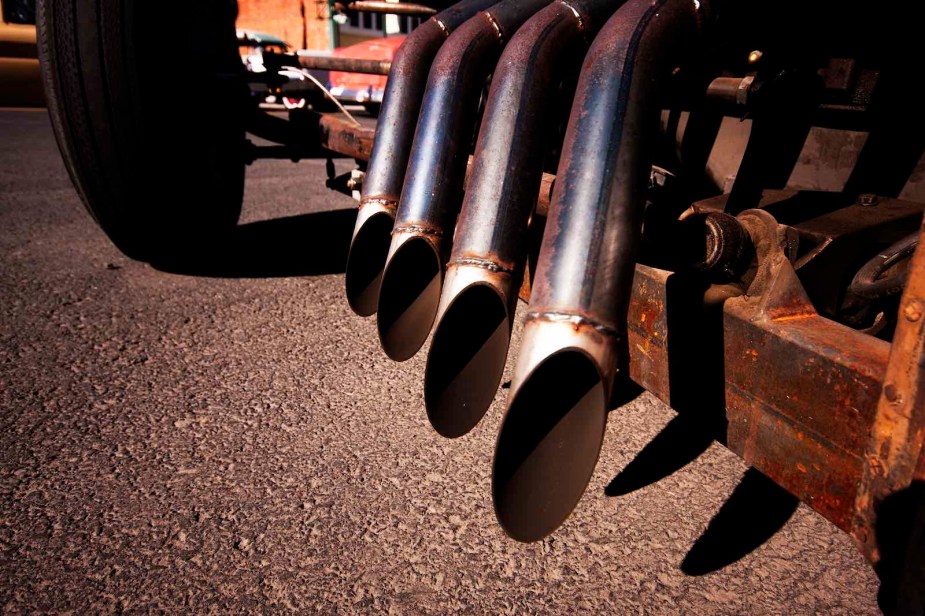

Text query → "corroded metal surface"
[856,213,925,559]
[245,110,375,161]
[625,264,672,402]
[722,210,890,532]
[723,310,888,532]
[317,114,375,161]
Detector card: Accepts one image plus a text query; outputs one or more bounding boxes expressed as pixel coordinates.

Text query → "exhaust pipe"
[344,0,496,316]
[375,0,553,361]
[423,0,624,438]
[492,0,710,542]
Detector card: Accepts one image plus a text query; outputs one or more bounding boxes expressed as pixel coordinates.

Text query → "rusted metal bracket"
[625,206,925,587]
[722,210,891,532]
[246,108,375,161]
[855,214,925,553]
[617,209,892,534]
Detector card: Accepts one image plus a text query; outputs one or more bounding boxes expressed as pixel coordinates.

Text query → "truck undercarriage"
[37,0,925,610]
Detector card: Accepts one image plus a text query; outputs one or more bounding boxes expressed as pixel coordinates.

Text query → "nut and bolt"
[736,75,754,106]
[858,193,879,207]
[649,166,674,189]
[346,171,365,191]
[883,382,901,404]
[904,300,922,322]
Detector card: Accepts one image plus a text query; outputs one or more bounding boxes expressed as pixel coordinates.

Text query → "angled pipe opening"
[493,346,607,542]
[345,210,395,316]
[377,236,443,361]
[425,281,511,437]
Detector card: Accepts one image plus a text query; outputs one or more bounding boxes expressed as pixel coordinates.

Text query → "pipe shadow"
[605,412,715,497]
[608,376,645,411]
[604,271,731,498]
[680,468,799,575]
[150,208,356,278]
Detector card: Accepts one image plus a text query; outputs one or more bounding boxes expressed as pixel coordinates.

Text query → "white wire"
[301,71,362,127]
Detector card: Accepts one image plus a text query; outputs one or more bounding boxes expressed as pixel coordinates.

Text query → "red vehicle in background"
[327,36,404,115]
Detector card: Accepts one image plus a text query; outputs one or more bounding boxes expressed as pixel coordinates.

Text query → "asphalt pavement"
[0,109,882,613]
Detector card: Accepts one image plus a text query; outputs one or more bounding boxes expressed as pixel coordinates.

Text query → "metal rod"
[294,53,392,75]
[345,1,437,16]
[705,75,753,106]
[375,0,553,362]
[422,0,623,438]
[344,0,498,317]
[492,0,710,542]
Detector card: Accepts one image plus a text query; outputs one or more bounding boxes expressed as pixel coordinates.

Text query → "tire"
[37,0,247,261]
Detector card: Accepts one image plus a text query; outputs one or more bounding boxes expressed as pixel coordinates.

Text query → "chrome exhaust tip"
[345,202,396,316]
[376,232,444,361]
[424,264,515,437]
[492,316,616,542]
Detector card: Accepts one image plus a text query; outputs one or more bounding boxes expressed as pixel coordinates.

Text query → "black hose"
[848,233,919,301]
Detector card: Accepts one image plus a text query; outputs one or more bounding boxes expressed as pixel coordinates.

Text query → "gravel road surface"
[0,109,881,613]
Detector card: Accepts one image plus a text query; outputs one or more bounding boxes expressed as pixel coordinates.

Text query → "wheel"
[37,0,247,261]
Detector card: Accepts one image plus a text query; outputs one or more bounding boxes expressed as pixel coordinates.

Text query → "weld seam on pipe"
[523,311,622,337]
[392,225,445,237]
[448,258,516,273]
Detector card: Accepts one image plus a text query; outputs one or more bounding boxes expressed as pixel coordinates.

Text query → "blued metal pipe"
[492,0,709,542]
[423,0,624,438]
[344,0,496,316]
[376,0,553,361]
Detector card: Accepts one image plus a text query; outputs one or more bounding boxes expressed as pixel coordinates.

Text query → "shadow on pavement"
[150,208,356,278]
[681,468,799,575]
[607,370,645,412]
[604,413,797,574]
[604,412,715,497]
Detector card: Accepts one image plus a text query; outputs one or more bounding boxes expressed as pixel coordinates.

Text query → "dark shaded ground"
[0,109,880,613]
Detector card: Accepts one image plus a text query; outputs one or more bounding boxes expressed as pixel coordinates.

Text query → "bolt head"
[884,382,900,402]
[858,193,879,207]
[904,300,923,322]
